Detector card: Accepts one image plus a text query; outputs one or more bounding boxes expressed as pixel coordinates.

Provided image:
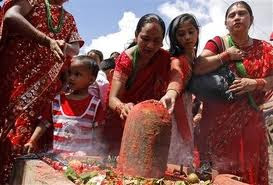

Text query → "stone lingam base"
[10,159,74,185]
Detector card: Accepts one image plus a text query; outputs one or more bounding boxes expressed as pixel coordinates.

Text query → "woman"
[0,0,83,183]
[106,13,184,155]
[193,1,273,184]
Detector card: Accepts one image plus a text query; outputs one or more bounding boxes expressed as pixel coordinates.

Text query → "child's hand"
[24,140,37,154]
[160,89,178,114]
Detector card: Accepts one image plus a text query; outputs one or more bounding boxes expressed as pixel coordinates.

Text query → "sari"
[168,55,194,166]
[104,49,170,155]
[0,0,83,183]
[195,37,273,185]
[104,49,192,155]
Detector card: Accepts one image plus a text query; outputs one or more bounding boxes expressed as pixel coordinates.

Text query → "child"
[87,49,104,65]
[166,13,200,166]
[24,55,105,155]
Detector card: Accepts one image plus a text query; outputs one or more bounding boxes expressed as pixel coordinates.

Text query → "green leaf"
[80,171,99,183]
[64,166,79,182]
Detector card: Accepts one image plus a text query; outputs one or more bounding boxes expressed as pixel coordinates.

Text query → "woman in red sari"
[0,0,83,183]
[193,1,273,184]
[105,13,184,155]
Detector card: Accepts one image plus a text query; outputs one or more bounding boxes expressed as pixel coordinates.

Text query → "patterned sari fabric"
[0,0,83,183]
[104,49,171,155]
[195,39,273,185]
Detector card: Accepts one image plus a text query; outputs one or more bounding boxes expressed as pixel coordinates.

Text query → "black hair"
[73,55,99,78]
[225,1,253,20]
[87,49,104,62]
[99,58,115,71]
[167,13,199,57]
[127,13,166,48]
[110,51,120,58]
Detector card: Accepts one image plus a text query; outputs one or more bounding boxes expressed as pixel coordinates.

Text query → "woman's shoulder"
[157,48,171,58]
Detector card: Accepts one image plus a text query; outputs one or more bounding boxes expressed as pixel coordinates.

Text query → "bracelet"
[255,78,266,90]
[167,88,179,96]
[219,51,231,63]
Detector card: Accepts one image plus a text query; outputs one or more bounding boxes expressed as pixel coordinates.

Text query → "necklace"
[45,0,65,34]
[232,35,251,49]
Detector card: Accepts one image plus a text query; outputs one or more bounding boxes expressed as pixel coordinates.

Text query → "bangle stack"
[255,78,266,90]
[218,51,231,65]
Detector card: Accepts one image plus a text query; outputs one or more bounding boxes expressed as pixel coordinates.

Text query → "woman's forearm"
[193,54,223,75]
[3,2,51,46]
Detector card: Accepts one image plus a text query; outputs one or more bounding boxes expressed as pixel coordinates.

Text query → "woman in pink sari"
[193,1,273,184]
[0,0,83,183]
[105,13,189,155]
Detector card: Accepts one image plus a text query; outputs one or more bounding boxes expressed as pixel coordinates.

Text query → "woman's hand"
[24,140,37,154]
[226,46,247,61]
[120,102,134,120]
[49,38,64,61]
[229,78,257,95]
[160,89,178,114]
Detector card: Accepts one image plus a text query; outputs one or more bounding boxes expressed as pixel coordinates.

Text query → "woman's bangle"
[255,78,266,90]
[167,88,179,96]
[219,51,231,64]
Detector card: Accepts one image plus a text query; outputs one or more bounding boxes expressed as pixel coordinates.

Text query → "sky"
[1,0,272,57]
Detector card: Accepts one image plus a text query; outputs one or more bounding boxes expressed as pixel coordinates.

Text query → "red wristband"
[255,79,266,90]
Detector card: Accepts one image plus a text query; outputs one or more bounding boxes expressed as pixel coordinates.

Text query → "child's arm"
[24,121,49,153]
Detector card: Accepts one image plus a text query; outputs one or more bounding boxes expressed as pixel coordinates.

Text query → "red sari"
[104,49,171,154]
[0,0,83,183]
[105,49,193,155]
[195,38,273,185]
[168,55,194,165]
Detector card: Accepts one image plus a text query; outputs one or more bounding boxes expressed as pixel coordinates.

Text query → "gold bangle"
[167,88,179,95]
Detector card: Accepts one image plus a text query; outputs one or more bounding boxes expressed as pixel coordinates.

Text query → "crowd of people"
[0,0,272,185]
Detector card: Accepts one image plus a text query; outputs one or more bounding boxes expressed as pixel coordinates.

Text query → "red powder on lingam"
[118,100,172,178]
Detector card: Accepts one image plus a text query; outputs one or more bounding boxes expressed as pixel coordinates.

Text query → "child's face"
[176,20,198,52]
[68,61,94,91]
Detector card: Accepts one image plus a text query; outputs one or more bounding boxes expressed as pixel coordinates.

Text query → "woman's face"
[176,20,198,53]
[135,22,164,59]
[225,4,252,34]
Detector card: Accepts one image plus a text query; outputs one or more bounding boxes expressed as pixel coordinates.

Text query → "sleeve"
[167,56,184,94]
[66,14,84,47]
[2,0,37,13]
[204,36,222,54]
[94,103,105,125]
[112,52,132,84]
